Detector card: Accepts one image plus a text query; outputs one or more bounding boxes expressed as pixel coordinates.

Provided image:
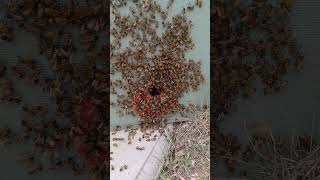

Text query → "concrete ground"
[110,125,172,180]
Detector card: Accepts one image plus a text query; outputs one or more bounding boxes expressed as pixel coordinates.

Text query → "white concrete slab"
[110,125,172,180]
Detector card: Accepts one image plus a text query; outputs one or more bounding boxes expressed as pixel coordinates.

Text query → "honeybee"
[0,64,6,77]
[112,137,124,141]
[136,146,145,151]
[0,22,13,41]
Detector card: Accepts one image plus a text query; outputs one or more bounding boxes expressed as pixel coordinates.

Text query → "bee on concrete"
[136,146,145,151]
[112,137,125,141]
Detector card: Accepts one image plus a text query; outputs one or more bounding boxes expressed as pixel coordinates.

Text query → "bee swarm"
[111,0,204,125]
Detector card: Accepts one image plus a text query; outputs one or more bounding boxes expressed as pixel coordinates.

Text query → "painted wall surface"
[110,0,210,128]
[0,20,91,180]
[214,1,320,177]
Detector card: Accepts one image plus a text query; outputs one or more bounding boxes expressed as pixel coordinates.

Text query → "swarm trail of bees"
[0,0,109,179]
[110,122,169,172]
[212,0,305,177]
[110,0,204,125]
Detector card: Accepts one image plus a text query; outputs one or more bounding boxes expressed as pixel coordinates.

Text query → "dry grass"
[159,106,210,180]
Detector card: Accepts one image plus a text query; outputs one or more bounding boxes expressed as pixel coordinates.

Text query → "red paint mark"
[77,143,90,157]
[79,98,95,131]
[74,97,108,170]
[132,85,175,120]
[87,155,99,169]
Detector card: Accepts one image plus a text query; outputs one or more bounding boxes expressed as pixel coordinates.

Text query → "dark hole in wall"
[149,87,162,96]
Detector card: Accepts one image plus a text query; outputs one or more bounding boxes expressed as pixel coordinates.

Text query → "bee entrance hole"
[149,87,161,96]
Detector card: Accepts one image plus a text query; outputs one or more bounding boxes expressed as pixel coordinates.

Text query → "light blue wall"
[110,0,210,128]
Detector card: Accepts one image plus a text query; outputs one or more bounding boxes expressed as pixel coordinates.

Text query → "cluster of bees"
[212,0,303,117]
[0,77,22,103]
[212,0,305,176]
[110,0,204,125]
[0,0,109,179]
